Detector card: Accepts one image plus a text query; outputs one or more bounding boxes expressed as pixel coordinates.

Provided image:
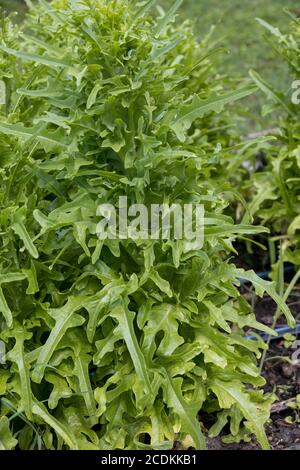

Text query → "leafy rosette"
[0,0,293,450]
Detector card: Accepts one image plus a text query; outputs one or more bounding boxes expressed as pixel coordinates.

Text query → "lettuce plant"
[248,16,300,265]
[0,0,294,450]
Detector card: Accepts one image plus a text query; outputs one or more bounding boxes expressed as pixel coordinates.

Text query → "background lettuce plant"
[0,0,294,450]
[248,16,300,266]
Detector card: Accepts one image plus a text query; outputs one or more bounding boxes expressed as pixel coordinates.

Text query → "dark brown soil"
[254,294,300,327]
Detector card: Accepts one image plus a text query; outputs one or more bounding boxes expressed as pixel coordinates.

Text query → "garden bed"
[205,293,300,450]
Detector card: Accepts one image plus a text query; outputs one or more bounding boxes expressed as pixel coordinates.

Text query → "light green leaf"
[237,269,295,327]
[0,44,70,68]
[155,0,183,36]
[171,86,257,141]
[111,299,153,395]
[7,328,33,420]
[32,399,78,449]
[12,221,39,259]
[0,417,18,450]
[164,375,206,450]
[210,379,270,449]
[250,69,293,115]
[32,297,86,383]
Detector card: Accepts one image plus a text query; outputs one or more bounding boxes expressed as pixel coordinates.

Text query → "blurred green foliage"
[169,0,298,77]
[164,0,300,132]
[0,0,27,22]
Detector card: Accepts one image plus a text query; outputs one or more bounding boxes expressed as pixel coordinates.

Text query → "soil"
[205,292,300,450]
[254,294,300,326]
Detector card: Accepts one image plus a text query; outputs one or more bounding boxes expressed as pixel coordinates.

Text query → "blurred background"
[0,0,300,132]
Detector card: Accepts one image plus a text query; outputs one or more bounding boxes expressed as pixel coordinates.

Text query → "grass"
[164,0,299,132]
[0,0,27,21]
[173,0,297,77]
